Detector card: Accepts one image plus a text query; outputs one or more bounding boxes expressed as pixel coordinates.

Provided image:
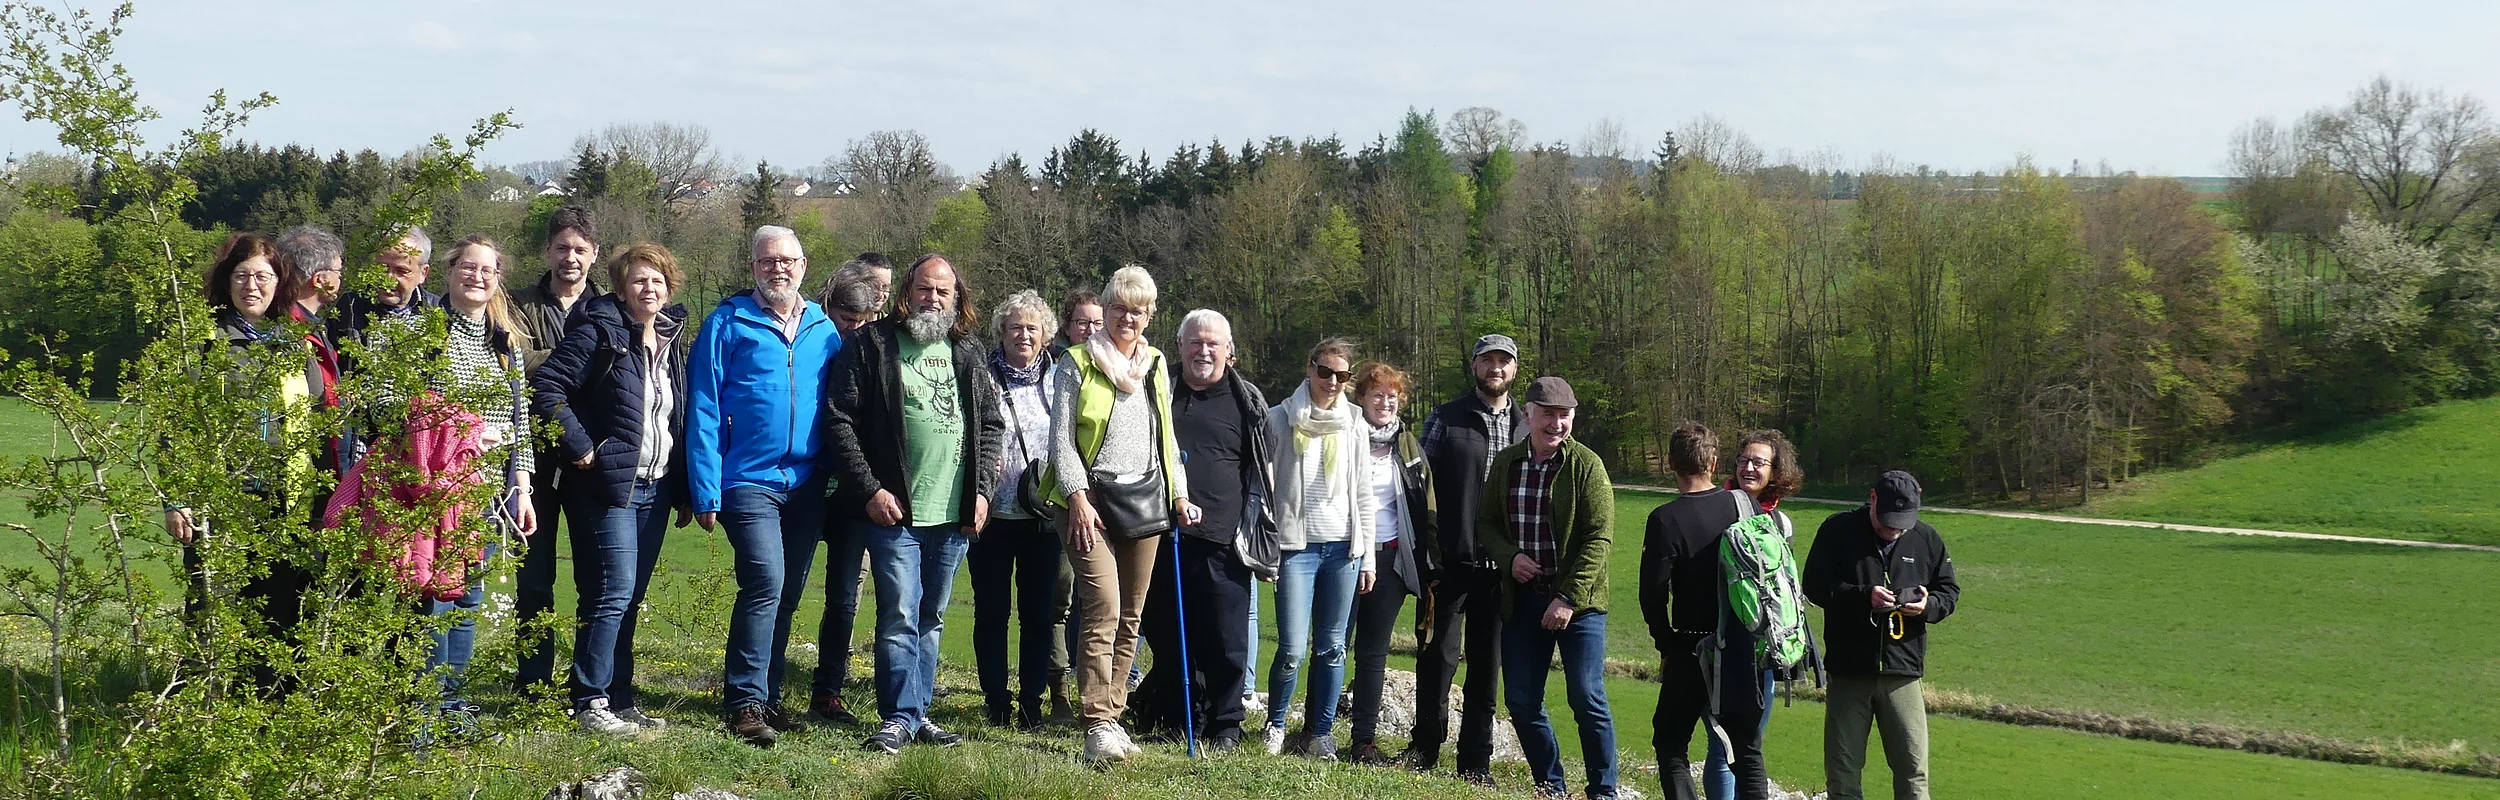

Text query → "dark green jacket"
[1475,437,1615,613]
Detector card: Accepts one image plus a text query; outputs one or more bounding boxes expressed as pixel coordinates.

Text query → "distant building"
[489,185,526,203]
[779,177,813,197]
[536,180,569,197]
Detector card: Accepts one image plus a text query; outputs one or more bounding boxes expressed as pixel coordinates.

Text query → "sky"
[2,0,2495,178]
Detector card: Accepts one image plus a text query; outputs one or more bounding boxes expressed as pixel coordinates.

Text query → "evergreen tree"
[742,159,784,232]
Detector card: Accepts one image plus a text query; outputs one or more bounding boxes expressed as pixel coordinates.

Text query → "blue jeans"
[811,514,869,696]
[720,476,828,711]
[1706,669,1779,800]
[1244,579,1259,699]
[566,478,669,710]
[1265,540,1357,735]
[1503,590,1618,798]
[420,543,492,707]
[865,522,971,728]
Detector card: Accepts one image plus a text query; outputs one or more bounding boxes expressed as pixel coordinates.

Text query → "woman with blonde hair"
[1051,265,1198,764]
[425,233,538,730]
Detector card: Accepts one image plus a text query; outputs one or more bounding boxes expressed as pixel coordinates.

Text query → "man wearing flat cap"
[1803,470,1960,800]
[1477,376,1621,800]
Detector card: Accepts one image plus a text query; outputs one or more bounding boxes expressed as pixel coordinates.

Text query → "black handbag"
[1086,361,1172,540]
[999,370,1053,520]
[1088,464,1171,540]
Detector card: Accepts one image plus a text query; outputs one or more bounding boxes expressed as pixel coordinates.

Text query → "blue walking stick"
[1169,527,1200,758]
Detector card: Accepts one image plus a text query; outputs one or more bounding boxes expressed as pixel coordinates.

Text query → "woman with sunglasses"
[1257,337,1376,760]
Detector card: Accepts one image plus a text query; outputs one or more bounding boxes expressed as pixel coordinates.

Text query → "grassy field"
[5,396,2500,795]
[2079,395,2500,546]
[1602,491,2500,750]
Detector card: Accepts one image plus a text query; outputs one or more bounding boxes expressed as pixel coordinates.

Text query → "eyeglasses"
[451,261,501,277]
[1311,363,1353,383]
[751,256,802,270]
[1736,456,1773,469]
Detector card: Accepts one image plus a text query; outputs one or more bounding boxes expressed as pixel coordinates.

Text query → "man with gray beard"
[821,254,1005,753]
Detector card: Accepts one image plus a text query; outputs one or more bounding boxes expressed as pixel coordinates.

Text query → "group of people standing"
[172,205,1961,800]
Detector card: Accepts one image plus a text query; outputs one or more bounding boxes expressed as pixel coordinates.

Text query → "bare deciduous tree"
[1443,106,1525,160]
[586,121,729,210]
[2297,76,2500,244]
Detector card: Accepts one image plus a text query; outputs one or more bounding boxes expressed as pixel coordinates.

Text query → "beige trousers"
[1063,524,1162,726]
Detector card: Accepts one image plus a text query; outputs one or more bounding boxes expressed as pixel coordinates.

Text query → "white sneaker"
[614,707,667,730]
[1263,725,1286,755]
[577,707,640,736]
[1111,723,1143,757]
[1082,722,1131,764]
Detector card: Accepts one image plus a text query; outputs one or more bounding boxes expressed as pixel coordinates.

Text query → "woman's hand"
[572,451,595,469]
[1064,491,1102,553]
[1357,570,1376,595]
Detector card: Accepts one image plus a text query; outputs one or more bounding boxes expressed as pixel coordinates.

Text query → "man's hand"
[1175,497,1203,527]
[1871,585,1897,610]
[674,507,694,529]
[696,511,718,532]
[1898,586,1928,616]
[867,489,904,527]
[963,495,990,538]
[1357,571,1376,595]
[1511,553,1544,584]
[165,508,197,545]
[1541,598,1575,630]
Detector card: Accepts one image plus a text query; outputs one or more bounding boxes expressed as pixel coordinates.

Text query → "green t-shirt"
[898,336,966,526]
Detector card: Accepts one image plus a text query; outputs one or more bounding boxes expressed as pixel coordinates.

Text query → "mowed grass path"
[2080,395,2500,546]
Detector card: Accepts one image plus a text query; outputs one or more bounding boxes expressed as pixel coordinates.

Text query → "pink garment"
[322,393,488,601]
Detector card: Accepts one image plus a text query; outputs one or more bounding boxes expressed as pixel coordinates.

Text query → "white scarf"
[1286,380,1351,477]
[1086,336,1153,395]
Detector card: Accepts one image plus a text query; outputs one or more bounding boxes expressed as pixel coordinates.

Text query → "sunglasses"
[1311,363,1354,383]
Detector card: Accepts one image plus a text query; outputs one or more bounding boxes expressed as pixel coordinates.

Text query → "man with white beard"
[822,254,1005,753]
[686,225,841,746]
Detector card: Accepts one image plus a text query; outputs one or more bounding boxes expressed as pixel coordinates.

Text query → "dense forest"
[3,77,2494,498]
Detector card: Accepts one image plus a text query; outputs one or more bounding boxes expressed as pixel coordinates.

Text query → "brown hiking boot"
[726,705,779,746]
[761,702,807,733]
[1349,740,1395,766]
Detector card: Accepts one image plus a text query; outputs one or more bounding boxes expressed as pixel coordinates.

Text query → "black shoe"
[1017,703,1044,731]
[863,719,910,753]
[986,704,1013,728]
[1398,744,1439,772]
[1458,769,1496,789]
[811,692,861,726]
[1206,730,1243,753]
[916,719,964,747]
[761,702,807,733]
[1349,741,1394,766]
[726,705,780,747]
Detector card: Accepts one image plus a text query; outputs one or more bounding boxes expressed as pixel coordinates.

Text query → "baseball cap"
[1523,376,1577,409]
[1472,334,1519,360]
[1874,470,1922,530]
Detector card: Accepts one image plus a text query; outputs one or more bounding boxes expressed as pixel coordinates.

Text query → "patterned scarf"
[1086,336,1152,394]
[991,348,1043,388]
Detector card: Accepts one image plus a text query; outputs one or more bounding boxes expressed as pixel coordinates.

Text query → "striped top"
[445,312,533,475]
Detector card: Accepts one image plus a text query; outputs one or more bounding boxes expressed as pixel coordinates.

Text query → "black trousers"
[1137,533,1253,739]
[513,468,565,693]
[1653,630,1770,800]
[968,516,1065,711]
[1411,562,1505,772]
[1348,547,1414,744]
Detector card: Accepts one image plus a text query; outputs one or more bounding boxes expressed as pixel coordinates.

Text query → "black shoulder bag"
[1086,357,1172,540]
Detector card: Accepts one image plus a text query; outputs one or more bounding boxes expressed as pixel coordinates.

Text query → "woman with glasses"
[1258,337,1375,760]
[1051,266,1197,764]
[1701,430,1804,799]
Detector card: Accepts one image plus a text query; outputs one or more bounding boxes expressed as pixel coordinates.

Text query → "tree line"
[5,77,2496,498]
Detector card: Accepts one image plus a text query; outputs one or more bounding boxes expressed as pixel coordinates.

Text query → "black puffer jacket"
[529,293,691,509]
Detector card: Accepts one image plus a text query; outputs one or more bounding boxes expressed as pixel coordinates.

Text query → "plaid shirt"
[1418,400,1518,482]
[1507,452,1561,574]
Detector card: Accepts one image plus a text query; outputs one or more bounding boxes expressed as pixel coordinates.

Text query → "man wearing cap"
[1407,333,1529,782]
[1802,471,1960,800]
[1479,377,1620,800]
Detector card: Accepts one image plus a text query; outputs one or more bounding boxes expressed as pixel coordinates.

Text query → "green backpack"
[1719,492,1820,681]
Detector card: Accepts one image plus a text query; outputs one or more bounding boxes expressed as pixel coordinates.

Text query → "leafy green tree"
[741,159,784,233]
